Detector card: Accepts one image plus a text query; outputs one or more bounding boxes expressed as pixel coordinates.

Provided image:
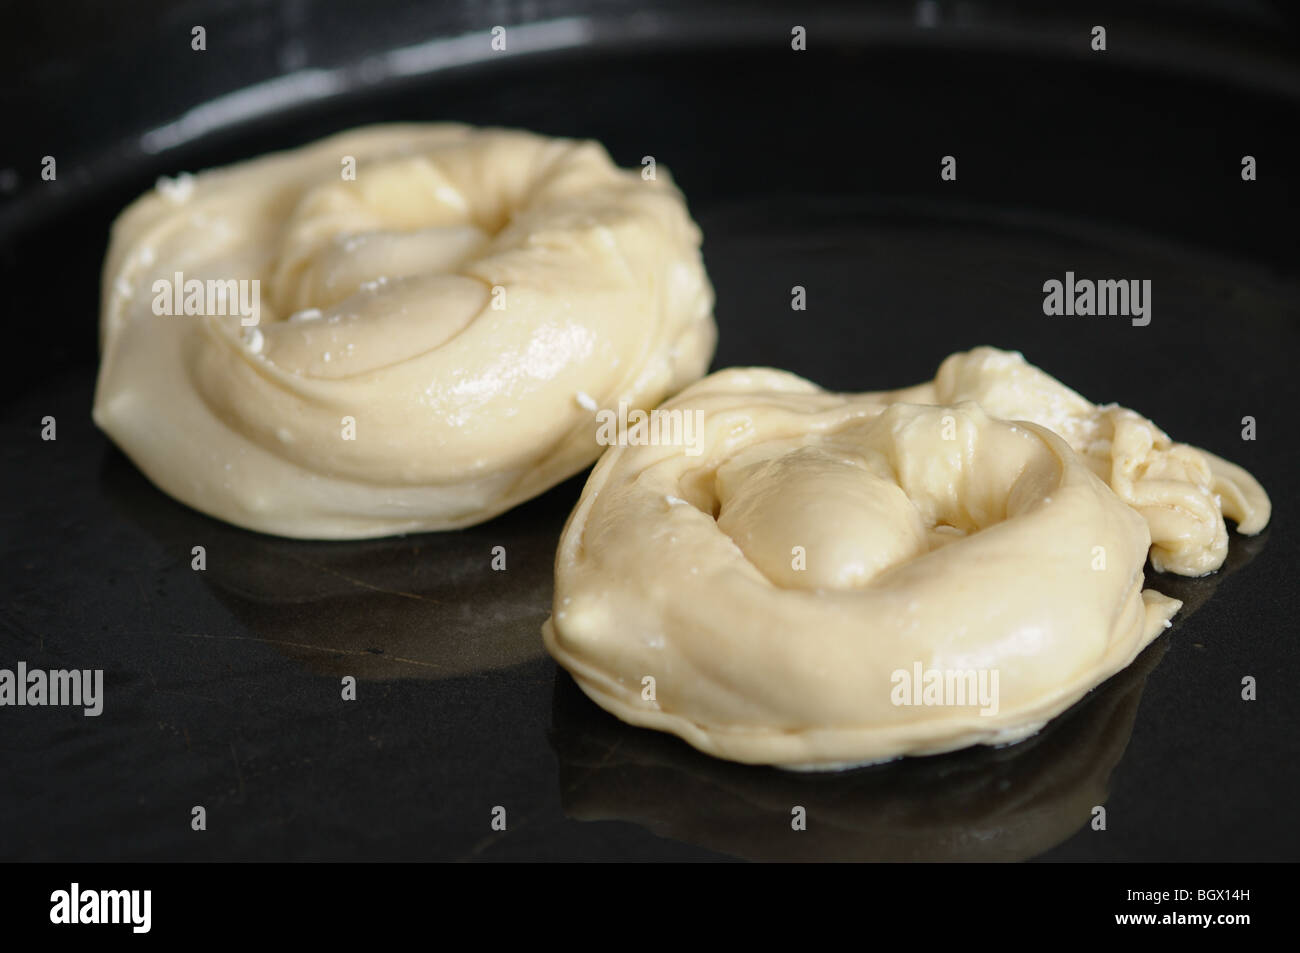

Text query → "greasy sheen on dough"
[93,124,716,538]
[543,349,1270,769]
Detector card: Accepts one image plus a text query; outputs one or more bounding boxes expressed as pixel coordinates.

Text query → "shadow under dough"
[99,446,590,680]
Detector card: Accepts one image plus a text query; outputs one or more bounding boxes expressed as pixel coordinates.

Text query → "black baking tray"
[2,0,1297,861]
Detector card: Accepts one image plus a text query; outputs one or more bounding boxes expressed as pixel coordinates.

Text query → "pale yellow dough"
[94,124,716,538]
[544,348,1270,769]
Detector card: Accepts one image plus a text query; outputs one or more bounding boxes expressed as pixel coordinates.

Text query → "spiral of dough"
[94,124,715,537]
[544,352,1270,769]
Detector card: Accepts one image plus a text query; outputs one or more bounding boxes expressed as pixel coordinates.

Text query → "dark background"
[1,0,1297,860]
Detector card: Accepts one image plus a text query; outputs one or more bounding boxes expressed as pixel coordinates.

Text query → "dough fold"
[544,350,1270,769]
[916,348,1270,575]
[94,124,716,537]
